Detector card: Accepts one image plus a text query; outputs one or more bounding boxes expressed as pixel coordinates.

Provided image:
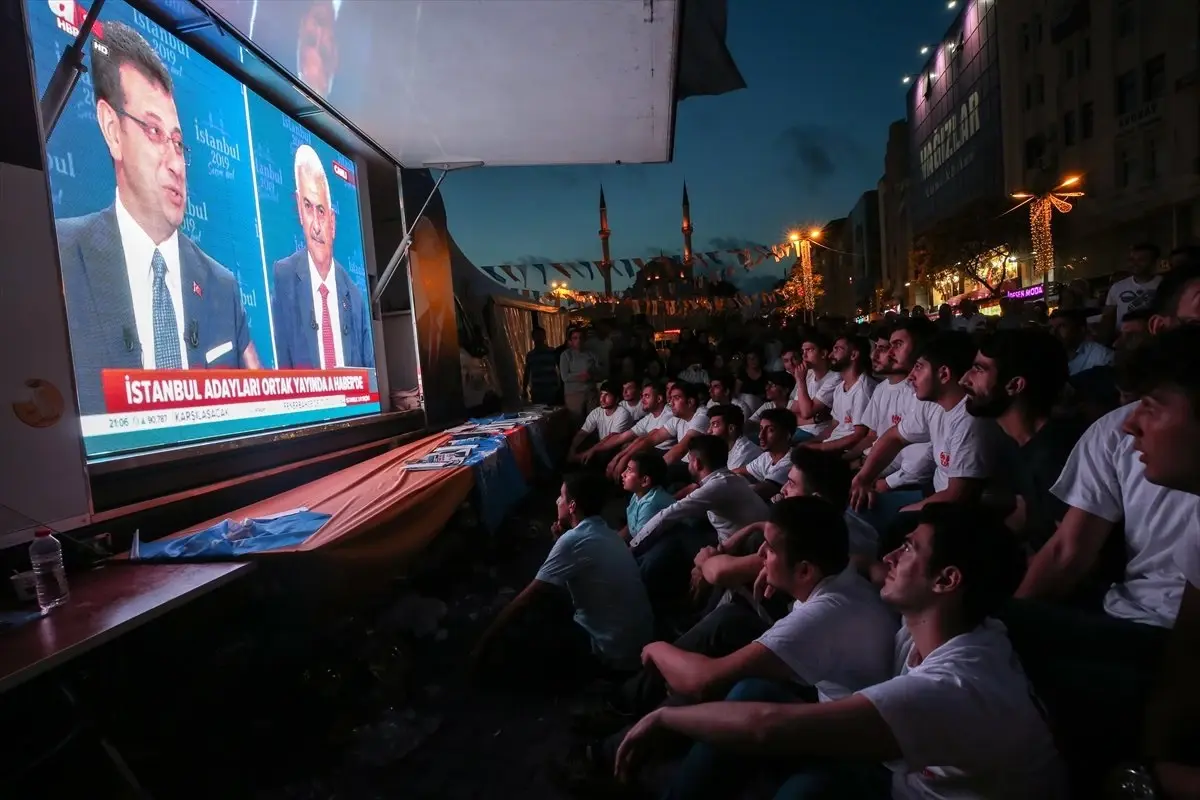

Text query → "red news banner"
[101,369,378,414]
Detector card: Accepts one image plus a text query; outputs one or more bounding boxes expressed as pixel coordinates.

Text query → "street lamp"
[786,228,823,324]
[1011,176,1084,278]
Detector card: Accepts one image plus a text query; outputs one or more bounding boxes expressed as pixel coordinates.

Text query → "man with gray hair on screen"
[270,144,373,369]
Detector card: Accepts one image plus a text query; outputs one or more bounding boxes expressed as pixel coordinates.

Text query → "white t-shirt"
[1173,506,1200,588]
[678,365,710,385]
[1105,274,1162,325]
[580,405,633,440]
[727,436,763,470]
[632,468,770,546]
[897,396,994,493]
[755,567,897,702]
[866,379,936,489]
[792,371,840,436]
[1067,340,1114,375]
[632,407,676,451]
[708,395,756,422]
[1051,403,1198,627]
[622,399,647,422]
[858,620,1068,800]
[746,450,792,486]
[828,374,879,442]
[748,400,787,424]
[668,408,710,462]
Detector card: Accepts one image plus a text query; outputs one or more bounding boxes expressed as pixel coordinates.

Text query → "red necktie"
[318,283,337,368]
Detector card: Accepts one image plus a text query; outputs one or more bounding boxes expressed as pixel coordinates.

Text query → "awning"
[200,0,743,167]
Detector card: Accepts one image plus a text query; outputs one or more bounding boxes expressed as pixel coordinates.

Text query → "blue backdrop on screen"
[27,0,274,366]
[245,91,369,348]
[24,0,380,459]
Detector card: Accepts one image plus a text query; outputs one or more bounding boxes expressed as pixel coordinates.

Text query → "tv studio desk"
[0,561,254,696]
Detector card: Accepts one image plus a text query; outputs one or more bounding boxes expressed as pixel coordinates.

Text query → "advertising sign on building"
[907,0,1004,234]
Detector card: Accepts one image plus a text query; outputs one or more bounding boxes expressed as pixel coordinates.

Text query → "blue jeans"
[663,679,890,800]
[792,429,815,443]
[853,489,924,546]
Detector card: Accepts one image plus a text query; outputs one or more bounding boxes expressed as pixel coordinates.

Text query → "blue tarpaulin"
[131,510,332,561]
[454,433,529,533]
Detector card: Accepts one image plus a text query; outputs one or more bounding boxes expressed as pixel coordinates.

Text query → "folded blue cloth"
[131,510,331,561]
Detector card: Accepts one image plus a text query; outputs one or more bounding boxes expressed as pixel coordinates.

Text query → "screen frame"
[23,0,405,468]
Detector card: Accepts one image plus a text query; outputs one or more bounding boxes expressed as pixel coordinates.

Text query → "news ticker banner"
[81,368,381,457]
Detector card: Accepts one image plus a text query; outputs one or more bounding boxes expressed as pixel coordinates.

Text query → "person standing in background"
[560,327,598,420]
[585,320,614,379]
[1102,242,1162,340]
[523,327,560,405]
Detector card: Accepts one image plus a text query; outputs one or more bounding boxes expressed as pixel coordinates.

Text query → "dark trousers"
[664,679,890,800]
[614,595,771,716]
[478,589,613,691]
[636,523,719,631]
[1001,599,1169,785]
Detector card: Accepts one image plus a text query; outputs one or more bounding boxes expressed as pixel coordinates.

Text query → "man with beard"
[850,332,993,531]
[799,335,877,455]
[844,319,937,496]
[960,329,1081,552]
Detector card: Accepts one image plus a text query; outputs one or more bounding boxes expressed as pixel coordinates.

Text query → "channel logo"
[48,1,105,40]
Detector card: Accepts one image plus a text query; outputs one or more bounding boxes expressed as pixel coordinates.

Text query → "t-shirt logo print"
[891,413,902,425]
[843,414,853,424]
[1120,288,1155,312]
[939,451,950,467]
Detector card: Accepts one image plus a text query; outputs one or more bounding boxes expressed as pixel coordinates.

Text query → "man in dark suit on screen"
[55,22,261,416]
[270,144,373,370]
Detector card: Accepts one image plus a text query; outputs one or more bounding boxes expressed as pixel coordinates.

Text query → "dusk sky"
[440,0,953,295]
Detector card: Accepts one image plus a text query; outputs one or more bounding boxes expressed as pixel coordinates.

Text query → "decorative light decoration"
[781,228,825,320]
[1012,176,1084,276]
[920,45,930,55]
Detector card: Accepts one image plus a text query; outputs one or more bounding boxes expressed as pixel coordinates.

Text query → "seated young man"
[620,379,648,422]
[850,332,995,537]
[746,371,796,435]
[843,318,937,492]
[631,436,770,616]
[706,403,762,472]
[960,329,1083,553]
[1008,267,1200,779]
[568,380,634,466]
[707,374,757,421]
[603,381,675,482]
[661,381,711,477]
[617,504,1067,800]
[619,450,675,544]
[736,407,797,500]
[567,498,897,781]
[788,337,840,441]
[470,473,654,686]
[800,334,878,456]
[1124,326,1200,798]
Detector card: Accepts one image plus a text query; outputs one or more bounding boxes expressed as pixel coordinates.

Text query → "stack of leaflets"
[403,444,476,471]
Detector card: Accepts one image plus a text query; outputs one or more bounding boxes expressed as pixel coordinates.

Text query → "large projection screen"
[201,0,681,167]
[27,0,382,460]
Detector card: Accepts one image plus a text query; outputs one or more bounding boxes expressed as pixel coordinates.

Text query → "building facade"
[997,0,1200,278]
[848,190,883,311]
[815,217,854,318]
[907,0,1006,236]
[878,120,913,308]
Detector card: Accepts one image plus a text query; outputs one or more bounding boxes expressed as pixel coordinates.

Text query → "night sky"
[441,1,953,294]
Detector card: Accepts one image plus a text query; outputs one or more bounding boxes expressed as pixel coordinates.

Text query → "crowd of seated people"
[498,246,1200,798]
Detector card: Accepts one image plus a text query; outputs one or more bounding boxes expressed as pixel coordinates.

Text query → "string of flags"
[477,242,798,287]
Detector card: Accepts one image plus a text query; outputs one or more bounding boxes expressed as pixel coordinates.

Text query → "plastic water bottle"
[29,527,69,612]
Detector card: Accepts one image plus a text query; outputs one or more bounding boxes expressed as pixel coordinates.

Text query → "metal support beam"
[370,161,481,307]
[39,0,107,140]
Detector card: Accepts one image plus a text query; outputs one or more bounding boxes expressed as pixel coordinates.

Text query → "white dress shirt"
[309,254,344,368]
[631,467,770,548]
[115,191,187,369]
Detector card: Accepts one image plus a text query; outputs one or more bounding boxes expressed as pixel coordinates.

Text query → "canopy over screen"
[204,0,684,167]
